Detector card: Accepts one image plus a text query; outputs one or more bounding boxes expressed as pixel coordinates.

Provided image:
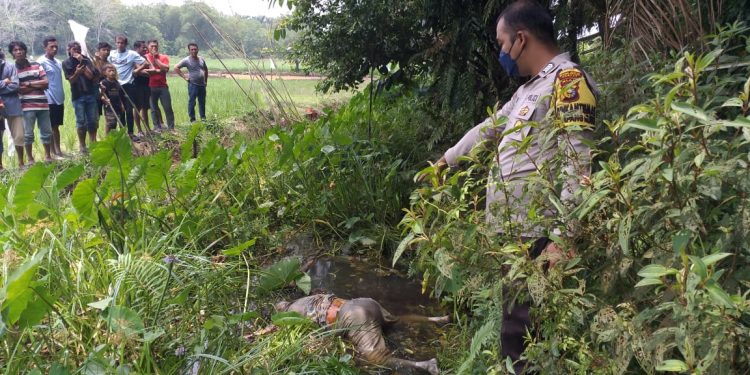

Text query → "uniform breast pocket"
[502,103,537,142]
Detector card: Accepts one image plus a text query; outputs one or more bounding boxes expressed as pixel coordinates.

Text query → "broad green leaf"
[106,305,144,336]
[13,163,53,214]
[5,288,33,325]
[701,253,731,267]
[54,165,85,191]
[223,238,257,256]
[574,189,611,220]
[721,97,743,107]
[720,116,750,128]
[91,131,132,167]
[637,264,673,278]
[258,258,302,293]
[622,118,662,133]
[635,278,664,288]
[271,311,311,326]
[141,327,165,343]
[112,130,133,165]
[695,49,722,71]
[145,150,171,190]
[655,359,689,372]
[688,255,708,281]
[90,136,115,166]
[705,281,734,308]
[392,232,415,266]
[228,311,260,324]
[672,230,691,256]
[50,363,71,375]
[671,101,709,121]
[18,291,52,329]
[87,297,113,311]
[1,250,48,325]
[694,151,705,167]
[72,179,98,223]
[296,273,311,294]
[127,159,148,186]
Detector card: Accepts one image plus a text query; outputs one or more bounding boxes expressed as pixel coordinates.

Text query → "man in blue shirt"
[108,35,146,138]
[36,36,65,159]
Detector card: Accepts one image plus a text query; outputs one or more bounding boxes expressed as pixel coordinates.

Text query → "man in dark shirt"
[62,41,100,154]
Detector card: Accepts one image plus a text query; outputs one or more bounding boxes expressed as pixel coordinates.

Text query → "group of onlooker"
[0,35,209,170]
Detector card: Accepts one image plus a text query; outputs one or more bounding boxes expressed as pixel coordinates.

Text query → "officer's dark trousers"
[501,237,549,374]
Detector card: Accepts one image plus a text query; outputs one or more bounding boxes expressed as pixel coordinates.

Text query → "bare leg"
[15,146,24,167]
[77,129,88,153]
[133,107,144,135]
[24,144,35,164]
[140,108,150,133]
[51,126,63,156]
[88,129,97,143]
[43,143,52,162]
[385,357,439,375]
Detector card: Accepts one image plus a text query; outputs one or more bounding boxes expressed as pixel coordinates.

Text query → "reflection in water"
[308,257,446,372]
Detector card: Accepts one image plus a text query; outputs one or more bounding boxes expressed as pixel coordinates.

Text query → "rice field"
[169,56,301,74]
[1,76,352,168]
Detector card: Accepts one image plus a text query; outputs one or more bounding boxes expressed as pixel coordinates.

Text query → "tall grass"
[2,77,351,170]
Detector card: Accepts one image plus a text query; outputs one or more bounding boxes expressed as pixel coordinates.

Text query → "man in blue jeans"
[36,36,66,159]
[175,43,208,122]
[11,41,52,164]
[62,41,100,153]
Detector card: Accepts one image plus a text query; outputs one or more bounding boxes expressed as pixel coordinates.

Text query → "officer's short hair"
[134,41,146,49]
[497,1,556,46]
[97,42,112,50]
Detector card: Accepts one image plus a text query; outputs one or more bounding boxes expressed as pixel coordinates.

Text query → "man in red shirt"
[145,40,174,131]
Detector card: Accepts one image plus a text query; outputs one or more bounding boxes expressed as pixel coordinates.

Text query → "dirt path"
[209,72,324,80]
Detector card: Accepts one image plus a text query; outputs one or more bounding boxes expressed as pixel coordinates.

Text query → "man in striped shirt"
[10,41,52,164]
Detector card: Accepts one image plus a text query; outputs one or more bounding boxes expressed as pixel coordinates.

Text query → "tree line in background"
[276,0,750,125]
[0,0,296,58]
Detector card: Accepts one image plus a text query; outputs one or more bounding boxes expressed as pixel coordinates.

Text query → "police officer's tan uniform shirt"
[444,52,597,237]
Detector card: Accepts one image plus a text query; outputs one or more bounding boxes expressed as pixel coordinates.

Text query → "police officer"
[432,1,597,372]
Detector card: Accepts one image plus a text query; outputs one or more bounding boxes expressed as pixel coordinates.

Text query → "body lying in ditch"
[275,294,447,375]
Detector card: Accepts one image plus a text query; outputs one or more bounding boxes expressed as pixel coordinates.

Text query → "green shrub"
[397,36,750,374]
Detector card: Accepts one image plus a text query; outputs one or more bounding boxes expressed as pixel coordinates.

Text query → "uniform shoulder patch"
[554,68,596,127]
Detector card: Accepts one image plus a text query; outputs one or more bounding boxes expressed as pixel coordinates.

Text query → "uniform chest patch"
[518,106,529,116]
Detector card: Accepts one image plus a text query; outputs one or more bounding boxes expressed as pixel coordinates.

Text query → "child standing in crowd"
[100,64,126,133]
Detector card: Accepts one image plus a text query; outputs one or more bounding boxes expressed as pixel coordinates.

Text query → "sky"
[129,0,291,18]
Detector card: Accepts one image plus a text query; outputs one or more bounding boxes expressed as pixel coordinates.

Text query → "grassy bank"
[4,76,351,170]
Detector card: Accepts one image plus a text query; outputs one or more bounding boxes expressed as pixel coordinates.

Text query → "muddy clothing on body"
[443,52,598,237]
[284,294,399,363]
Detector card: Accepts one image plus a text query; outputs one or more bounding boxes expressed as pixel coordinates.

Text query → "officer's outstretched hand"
[542,242,576,268]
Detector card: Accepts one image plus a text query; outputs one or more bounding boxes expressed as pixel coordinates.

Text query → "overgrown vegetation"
[397,24,750,374]
[1,1,750,374]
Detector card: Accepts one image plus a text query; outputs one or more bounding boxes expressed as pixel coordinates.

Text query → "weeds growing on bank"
[1,21,749,375]
[398,26,750,374]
